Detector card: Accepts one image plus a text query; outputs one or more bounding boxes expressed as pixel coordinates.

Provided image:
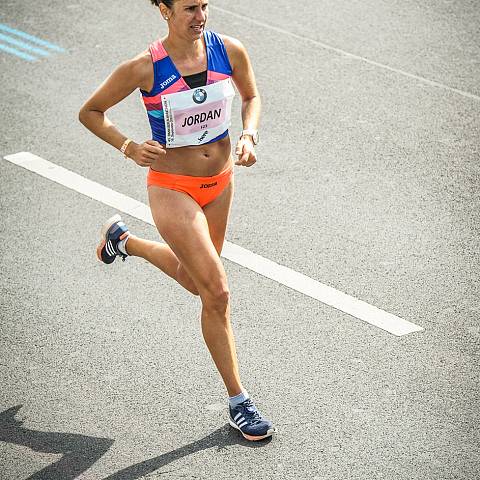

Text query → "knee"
[201,285,230,312]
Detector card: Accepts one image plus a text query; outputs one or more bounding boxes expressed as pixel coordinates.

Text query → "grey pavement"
[0,1,479,479]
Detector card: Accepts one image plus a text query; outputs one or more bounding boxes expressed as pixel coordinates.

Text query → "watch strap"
[240,129,259,145]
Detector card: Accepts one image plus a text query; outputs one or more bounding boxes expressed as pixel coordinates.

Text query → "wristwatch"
[240,129,259,145]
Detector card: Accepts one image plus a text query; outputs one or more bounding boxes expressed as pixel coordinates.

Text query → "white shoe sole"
[96,214,123,262]
[228,418,276,441]
[100,213,122,240]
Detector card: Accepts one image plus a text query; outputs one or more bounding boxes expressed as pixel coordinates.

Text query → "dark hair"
[150,0,175,7]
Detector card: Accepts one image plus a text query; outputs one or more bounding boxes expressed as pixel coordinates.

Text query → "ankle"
[229,390,249,408]
[118,233,132,256]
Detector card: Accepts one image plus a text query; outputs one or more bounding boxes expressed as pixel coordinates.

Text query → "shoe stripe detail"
[234,412,242,421]
[105,241,114,256]
[236,416,245,425]
[238,420,248,429]
[107,241,117,256]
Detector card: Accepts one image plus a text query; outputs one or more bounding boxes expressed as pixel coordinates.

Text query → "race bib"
[161,79,235,148]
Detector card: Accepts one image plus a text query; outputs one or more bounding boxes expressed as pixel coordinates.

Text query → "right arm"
[78,53,165,166]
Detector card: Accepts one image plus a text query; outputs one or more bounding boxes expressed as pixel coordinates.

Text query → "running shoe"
[96,214,130,264]
[229,398,276,441]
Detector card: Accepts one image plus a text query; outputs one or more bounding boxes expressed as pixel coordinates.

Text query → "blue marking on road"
[0,43,37,61]
[0,23,66,52]
[0,33,51,56]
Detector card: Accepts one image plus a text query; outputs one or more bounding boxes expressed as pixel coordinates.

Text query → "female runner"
[79,0,275,441]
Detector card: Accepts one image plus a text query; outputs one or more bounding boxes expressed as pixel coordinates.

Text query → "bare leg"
[198,181,242,395]
[125,236,199,295]
[143,180,243,397]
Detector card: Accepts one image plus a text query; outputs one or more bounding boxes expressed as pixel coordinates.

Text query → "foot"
[96,214,130,264]
[229,398,276,441]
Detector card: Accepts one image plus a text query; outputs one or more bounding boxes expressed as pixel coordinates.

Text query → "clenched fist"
[127,140,166,167]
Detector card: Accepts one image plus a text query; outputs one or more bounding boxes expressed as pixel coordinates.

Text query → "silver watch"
[240,129,259,145]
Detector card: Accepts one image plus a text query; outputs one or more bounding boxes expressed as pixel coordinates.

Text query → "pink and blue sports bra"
[141,30,235,148]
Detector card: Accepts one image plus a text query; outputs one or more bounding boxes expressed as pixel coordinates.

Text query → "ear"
[159,4,170,20]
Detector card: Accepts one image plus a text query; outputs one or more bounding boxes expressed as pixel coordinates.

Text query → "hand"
[128,140,166,167]
[235,136,257,167]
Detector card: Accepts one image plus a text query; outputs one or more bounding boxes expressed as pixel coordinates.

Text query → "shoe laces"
[238,399,263,425]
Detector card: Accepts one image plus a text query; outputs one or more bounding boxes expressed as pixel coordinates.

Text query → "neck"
[163,31,205,60]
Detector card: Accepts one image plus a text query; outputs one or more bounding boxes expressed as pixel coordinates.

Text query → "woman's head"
[149,1,174,7]
[150,0,209,39]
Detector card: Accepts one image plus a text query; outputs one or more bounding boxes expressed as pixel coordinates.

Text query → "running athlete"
[78,0,275,441]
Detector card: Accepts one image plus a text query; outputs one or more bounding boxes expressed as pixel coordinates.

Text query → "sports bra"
[141,30,235,148]
[183,70,207,89]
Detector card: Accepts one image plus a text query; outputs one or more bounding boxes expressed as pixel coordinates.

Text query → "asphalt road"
[1,1,479,479]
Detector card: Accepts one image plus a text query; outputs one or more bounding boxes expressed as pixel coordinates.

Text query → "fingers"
[145,139,165,149]
[135,147,156,167]
[235,139,243,157]
[145,140,166,156]
[132,140,166,167]
[234,139,257,167]
[145,142,165,153]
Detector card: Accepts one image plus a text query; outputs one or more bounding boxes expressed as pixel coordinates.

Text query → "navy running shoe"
[96,214,130,264]
[229,398,276,441]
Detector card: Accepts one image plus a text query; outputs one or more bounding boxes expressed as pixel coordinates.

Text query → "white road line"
[3,152,424,336]
[211,5,480,103]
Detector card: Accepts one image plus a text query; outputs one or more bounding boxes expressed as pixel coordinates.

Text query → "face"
[161,0,209,39]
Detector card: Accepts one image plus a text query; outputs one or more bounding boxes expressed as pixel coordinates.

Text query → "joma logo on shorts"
[160,75,176,89]
[200,181,218,188]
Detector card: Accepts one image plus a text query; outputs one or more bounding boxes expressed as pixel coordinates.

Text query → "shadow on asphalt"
[103,422,271,480]
[0,405,271,480]
[0,405,114,479]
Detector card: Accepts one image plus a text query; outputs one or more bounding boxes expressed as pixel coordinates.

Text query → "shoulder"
[124,50,152,79]
[220,34,246,56]
[114,50,153,91]
[219,35,248,68]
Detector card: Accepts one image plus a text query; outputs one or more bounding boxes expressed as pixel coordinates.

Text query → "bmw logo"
[192,88,207,104]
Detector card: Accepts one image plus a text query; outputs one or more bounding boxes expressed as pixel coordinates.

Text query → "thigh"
[148,186,228,293]
[203,175,234,256]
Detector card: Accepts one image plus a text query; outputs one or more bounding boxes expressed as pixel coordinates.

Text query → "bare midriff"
[150,135,232,177]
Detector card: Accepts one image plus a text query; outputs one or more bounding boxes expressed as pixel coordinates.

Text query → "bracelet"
[120,138,133,159]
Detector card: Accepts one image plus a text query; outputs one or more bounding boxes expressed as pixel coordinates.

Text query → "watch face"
[243,130,258,145]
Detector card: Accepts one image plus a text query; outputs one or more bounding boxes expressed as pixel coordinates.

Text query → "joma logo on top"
[160,75,177,89]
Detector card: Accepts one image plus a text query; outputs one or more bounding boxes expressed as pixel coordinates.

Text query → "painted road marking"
[0,33,51,57]
[3,152,424,337]
[0,23,65,61]
[0,24,65,52]
[211,5,480,103]
[0,43,37,62]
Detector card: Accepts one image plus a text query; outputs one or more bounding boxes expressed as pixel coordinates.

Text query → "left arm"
[223,35,261,167]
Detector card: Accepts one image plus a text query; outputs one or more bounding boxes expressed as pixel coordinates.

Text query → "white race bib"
[161,79,235,148]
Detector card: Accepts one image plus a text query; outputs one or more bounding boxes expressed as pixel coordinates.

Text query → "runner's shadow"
[103,422,270,480]
[0,405,114,480]
[1,405,271,480]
